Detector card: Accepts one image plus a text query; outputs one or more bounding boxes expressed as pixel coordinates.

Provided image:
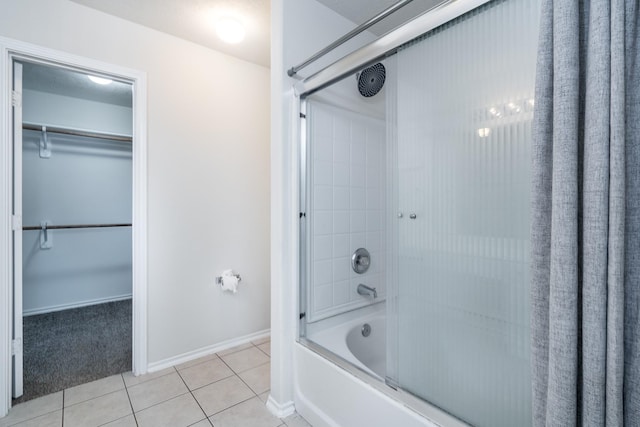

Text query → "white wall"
[270,0,381,417]
[0,0,270,365]
[23,89,133,136]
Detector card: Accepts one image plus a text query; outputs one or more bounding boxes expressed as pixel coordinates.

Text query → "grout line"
[126,370,192,416]
[217,354,270,399]
[208,394,256,418]
[217,341,261,358]
[216,357,264,407]
[186,371,236,394]
[175,353,220,372]
[62,375,128,409]
[256,345,271,358]
[61,390,65,426]
[123,366,177,388]
[174,366,209,422]
[121,373,139,427]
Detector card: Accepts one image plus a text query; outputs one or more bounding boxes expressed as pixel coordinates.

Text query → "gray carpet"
[13,299,132,404]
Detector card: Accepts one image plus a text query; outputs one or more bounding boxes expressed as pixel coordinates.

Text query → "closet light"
[88,75,113,85]
[216,17,245,44]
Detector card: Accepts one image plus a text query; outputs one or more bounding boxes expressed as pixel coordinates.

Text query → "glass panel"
[388,0,540,425]
[304,74,389,325]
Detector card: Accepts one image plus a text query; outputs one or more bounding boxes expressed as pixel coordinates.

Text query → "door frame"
[0,36,148,416]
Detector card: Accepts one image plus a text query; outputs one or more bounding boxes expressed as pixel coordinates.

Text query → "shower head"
[357,63,386,97]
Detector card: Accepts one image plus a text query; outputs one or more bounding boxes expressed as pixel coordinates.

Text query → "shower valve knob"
[409,213,417,219]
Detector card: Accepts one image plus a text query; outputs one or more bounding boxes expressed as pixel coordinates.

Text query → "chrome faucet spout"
[357,283,377,299]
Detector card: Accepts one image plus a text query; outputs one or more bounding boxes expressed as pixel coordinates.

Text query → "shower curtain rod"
[22,223,132,231]
[287,0,415,77]
[23,123,132,143]
[296,0,490,97]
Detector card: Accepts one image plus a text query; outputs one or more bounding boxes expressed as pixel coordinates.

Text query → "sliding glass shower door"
[387,0,540,425]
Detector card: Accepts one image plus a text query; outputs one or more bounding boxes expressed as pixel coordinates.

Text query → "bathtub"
[305,310,386,380]
[297,305,468,427]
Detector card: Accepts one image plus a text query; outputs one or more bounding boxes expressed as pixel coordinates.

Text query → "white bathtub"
[306,310,386,380]
[297,306,462,427]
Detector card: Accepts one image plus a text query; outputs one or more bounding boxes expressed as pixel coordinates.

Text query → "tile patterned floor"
[0,338,312,427]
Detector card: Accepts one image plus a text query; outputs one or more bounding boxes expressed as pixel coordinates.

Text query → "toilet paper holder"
[215,273,241,286]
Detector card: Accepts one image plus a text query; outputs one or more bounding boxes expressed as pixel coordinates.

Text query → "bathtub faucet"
[357,284,377,299]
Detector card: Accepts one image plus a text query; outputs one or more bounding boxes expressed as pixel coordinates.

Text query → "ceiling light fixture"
[88,75,113,85]
[216,17,245,44]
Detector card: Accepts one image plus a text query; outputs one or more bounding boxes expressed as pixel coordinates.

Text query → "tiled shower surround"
[308,101,386,321]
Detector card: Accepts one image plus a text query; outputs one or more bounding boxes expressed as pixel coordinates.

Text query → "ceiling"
[68,0,442,69]
[17,2,445,115]
[315,0,442,35]
[70,0,271,68]
[21,61,132,107]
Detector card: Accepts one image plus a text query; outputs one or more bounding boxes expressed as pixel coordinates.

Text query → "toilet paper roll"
[221,270,240,293]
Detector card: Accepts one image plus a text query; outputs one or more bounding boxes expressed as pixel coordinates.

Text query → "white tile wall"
[307,101,386,322]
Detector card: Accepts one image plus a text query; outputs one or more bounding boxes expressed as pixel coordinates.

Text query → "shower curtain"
[530,0,640,426]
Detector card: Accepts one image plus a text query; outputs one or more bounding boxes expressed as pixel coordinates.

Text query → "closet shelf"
[23,223,132,231]
[23,123,132,143]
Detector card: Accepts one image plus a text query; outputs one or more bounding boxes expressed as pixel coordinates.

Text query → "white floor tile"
[257,391,270,403]
[209,397,281,427]
[122,367,175,388]
[127,372,188,412]
[216,343,254,357]
[6,409,61,427]
[192,375,254,416]
[257,342,271,356]
[0,392,62,427]
[175,353,219,371]
[283,413,313,427]
[251,336,270,346]
[64,374,125,406]
[63,389,131,427]
[238,363,270,395]
[135,393,206,427]
[179,358,234,390]
[220,347,270,374]
[102,414,137,427]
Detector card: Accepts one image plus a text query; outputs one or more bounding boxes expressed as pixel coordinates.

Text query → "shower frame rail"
[22,223,132,231]
[287,0,415,77]
[296,0,491,97]
[23,123,132,143]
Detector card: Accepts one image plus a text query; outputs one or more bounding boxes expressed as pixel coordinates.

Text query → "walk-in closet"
[13,61,133,402]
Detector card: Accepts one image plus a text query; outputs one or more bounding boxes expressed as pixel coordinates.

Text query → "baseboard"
[23,294,132,316]
[147,329,270,372]
[266,395,295,418]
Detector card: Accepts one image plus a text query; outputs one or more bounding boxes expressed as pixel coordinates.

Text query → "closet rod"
[22,223,132,231]
[23,123,132,143]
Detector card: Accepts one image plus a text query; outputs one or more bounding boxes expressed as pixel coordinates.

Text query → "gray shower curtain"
[530,0,640,426]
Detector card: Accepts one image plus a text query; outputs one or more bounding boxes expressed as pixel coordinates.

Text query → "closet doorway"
[10,58,136,404]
